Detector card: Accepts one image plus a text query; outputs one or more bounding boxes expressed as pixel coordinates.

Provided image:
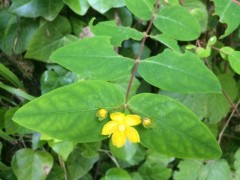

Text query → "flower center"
[118,124,125,131]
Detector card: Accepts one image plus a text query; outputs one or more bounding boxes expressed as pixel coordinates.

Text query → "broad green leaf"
[150,34,180,52]
[212,0,240,38]
[12,149,53,180]
[234,149,240,179]
[46,165,64,180]
[0,64,23,88]
[103,168,131,180]
[50,36,135,81]
[229,51,240,74]
[138,49,221,93]
[13,80,125,142]
[9,0,64,21]
[0,9,38,55]
[90,19,144,46]
[25,16,77,62]
[87,0,125,14]
[174,160,202,180]
[125,0,155,20]
[64,0,90,15]
[161,73,238,123]
[154,6,201,41]
[48,141,75,161]
[66,143,100,179]
[127,93,222,159]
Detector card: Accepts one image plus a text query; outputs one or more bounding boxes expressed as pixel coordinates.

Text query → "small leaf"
[103,168,131,180]
[87,0,125,14]
[13,80,125,142]
[64,0,90,16]
[50,36,135,81]
[10,0,64,21]
[25,16,77,62]
[12,149,53,180]
[150,34,180,52]
[90,19,144,46]
[154,6,201,41]
[125,0,155,20]
[138,49,221,93]
[212,0,240,38]
[127,93,222,159]
[229,51,240,74]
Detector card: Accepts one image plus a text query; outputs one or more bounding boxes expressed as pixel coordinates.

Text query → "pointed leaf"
[90,19,144,46]
[104,168,131,180]
[125,0,155,20]
[229,51,240,74]
[50,36,135,81]
[212,0,240,38]
[9,0,64,21]
[138,49,221,93]
[12,149,53,180]
[154,6,201,41]
[127,93,222,159]
[64,0,90,15]
[13,80,125,142]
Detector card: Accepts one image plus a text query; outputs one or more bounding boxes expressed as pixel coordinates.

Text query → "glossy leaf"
[0,64,23,88]
[9,0,64,21]
[87,0,125,13]
[154,6,201,41]
[12,149,53,180]
[103,168,131,180]
[138,49,221,93]
[64,0,90,15]
[50,36,135,81]
[212,0,240,38]
[90,19,143,46]
[125,0,155,20]
[229,51,240,74]
[150,34,180,52]
[127,93,222,159]
[13,80,125,142]
[25,16,77,62]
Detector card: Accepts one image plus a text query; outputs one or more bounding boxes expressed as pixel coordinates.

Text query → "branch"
[218,99,240,144]
[125,0,160,102]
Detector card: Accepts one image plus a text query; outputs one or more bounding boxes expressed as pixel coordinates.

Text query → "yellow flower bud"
[142,117,153,128]
[97,108,108,120]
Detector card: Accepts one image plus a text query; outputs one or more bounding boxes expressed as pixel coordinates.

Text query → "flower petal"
[125,115,141,126]
[110,112,125,122]
[112,130,126,148]
[101,121,117,135]
[125,127,140,143]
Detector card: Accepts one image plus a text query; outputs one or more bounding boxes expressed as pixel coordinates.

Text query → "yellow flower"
[101,112,141,148]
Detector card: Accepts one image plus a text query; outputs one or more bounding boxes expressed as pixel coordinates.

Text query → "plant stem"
[218,99,240,144]
[58,155,68,180]
[232,0,240,5]
[98,149,120,167]
[125,0,160,102]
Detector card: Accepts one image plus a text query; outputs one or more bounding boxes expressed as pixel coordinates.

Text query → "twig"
[218,99,240,144]
[58,155,68,180]
[125,0,160,102]
[98,149,120,167]
[222,89,240,117]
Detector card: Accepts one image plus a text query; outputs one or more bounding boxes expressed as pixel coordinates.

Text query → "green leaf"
[0,129,14,142]
[87,0,125,14]
[154,6,201,41]
[90,19,144,46]
[48,141,75,161]
[127,93,222,159]
[234,149,240,179]
[25,16,77,62]
[229,51,240,74]
[125,0,155,20]
[212,0,240,38]
[13,80,125,142]
[103,168,131,180]
[138,49,221,93]
[0,63,23,88]
[66,143,100,180]
[12,149,53,180]
[64,0,90,15]
[50,36,135,81]
[0,9,38,55]
[9,0,64,21]
[150,34,180,52]
[46,165,64,180]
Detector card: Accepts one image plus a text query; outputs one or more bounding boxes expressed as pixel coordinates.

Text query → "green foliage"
[1,0,240,179]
